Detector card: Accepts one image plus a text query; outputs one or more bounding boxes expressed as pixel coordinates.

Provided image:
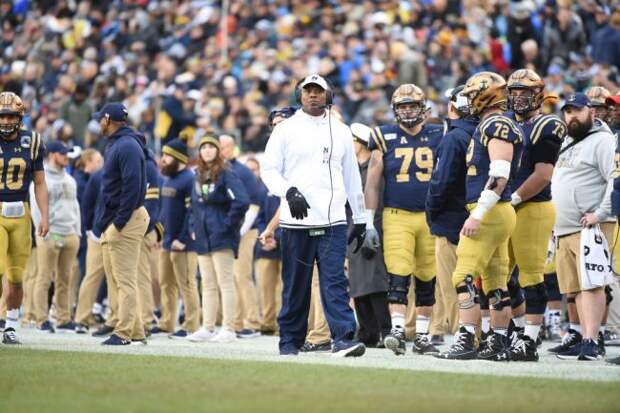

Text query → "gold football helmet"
[0,91,25,138]
[586,86,612,123]
[462,72,507,116]
[391,84,427,128]
[507,69,545,114]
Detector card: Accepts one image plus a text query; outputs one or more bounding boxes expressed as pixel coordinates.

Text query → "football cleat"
[412,334,440,355]
[509,326,524,348]
[578,339,600,361]
[548,329,581,353]
[299,341,332,352]
[507,334,539,362]
[332,340,366,357]
[434,327,477,360]
[477,332,509,361]
[2,328,21,345]
[383,328,407,356]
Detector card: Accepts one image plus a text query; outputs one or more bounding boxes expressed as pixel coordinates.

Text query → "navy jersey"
[369,123,443,212]
[0,129,44,202]
[465,114,524,203]
[512,114,566,202]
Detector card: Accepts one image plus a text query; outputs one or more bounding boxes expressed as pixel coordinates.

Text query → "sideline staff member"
[262,74,367,357]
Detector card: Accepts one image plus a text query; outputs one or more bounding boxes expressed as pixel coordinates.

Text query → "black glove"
[361,227,380,259]
[347,223,366,254]
[286,187,310,220]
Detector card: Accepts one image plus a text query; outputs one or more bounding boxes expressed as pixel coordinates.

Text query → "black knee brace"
[479,290,489,310]
[605,285,613,305]
[456,275,479,310]
[524,283,548,315]
[544,273,561,301]
[414,277,436,307]
[488,289,511,311]
[507,270,525,309]
[387,273,411,305]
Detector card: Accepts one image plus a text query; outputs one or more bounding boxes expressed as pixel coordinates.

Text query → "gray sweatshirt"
[31,163,81,236]
[551,119,615,237]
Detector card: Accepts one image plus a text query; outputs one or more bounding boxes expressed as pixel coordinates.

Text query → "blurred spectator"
[59,82,92,147]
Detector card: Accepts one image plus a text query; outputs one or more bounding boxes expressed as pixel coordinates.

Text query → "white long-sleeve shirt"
[262,109,365,229]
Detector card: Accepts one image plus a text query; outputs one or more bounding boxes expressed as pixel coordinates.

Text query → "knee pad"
[487,289,510,311]
[414,276,436,307]
[479,290,489,310]
[544,273,561,301]
[507,271,525,309]
[605,285,613,305]
[455,275,479,310]
[387,273,411,305]
[524,283,548,315]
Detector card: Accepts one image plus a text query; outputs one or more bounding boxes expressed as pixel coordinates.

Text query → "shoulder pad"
[479,115,523,146]
[531,114,567,145]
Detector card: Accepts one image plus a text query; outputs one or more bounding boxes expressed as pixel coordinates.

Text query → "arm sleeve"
[341,127,366,224]
[261,124,290,197]
[112,142,144,230]
[594,136,616,221]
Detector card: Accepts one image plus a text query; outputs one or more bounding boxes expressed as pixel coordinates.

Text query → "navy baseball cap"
[562,93,592,111]
[93,102,128,122]
[46,140,70,155]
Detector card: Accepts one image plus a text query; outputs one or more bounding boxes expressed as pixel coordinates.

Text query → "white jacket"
[262,108,365,229]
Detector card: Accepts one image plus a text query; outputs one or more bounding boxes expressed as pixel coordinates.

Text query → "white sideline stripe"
[11,329,620,382]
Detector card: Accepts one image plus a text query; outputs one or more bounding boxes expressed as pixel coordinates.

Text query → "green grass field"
[1,348,619,413]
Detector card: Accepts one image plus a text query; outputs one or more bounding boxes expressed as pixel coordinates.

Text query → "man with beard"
[551,93,616,361]
[150,138,201,339]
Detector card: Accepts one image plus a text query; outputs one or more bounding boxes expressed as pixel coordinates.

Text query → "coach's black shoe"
[578,339,600,361]
[149,326,170,336]
[101,334,130,346]
[556,341,583,360]
[477,332,509,361]
[383,328,407,356]
[430,335,444,345]
[598,332,606,357]
[548,329,581,353]
[2,328,21,345]
[299,341,332,352]
[332,340,365,357]
[507,334,539,362]
[435,327,477,360]
[169,329,188,339]
[92,325,114,337]
[38,320,55,333]
[412,334,440,355]
[56,322,76,333]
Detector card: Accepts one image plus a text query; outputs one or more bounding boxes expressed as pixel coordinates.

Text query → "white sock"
[462,324,476,334]
[481,316,491,333]
[6,309,19,330]
[494,328,508,337]
[92,302,103,315]
[513,315,525,329]
[570,323,581,333]
[524,323,541,341]
[391,313,405,332]
[416,316,430,335]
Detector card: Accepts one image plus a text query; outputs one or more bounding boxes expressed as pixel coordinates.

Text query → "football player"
[505,69,566,361]
[0,91,49,344]
[364,84,443,355]
[436,72,523,361]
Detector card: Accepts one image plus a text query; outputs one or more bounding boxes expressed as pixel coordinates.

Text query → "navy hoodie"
[144,150,163,236]
[426,117,478,245]
[160,168,195,251]
[93,126,147,235]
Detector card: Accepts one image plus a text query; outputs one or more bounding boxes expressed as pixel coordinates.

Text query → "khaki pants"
[0,277,6,320]
[33,234,80,325]
[256,258,282,332]
[305,266,330,344]
[69,261,80,312]
[159,250,200,333]
[75,239,106,326]
[22,247,38,322]
[431,237,459,335]
[198,249,236,330]
[137,230,157,328]
[233,229,262,331]
[101,207,149,340]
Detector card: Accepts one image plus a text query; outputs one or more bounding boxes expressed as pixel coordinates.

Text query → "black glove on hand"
[361,227,380,259]
[347,223,366,254]
[286,187,310,220]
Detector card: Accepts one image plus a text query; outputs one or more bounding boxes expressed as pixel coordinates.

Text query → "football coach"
[93,103,150,345]
[262,74,367,357]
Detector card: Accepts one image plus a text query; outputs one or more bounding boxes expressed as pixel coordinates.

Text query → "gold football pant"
[75,239,106,326]
[256,257,282,332]
[0,203,32,283]
[233,229,262,331]
[508,201,556,287]
[33,234,80,325]
[101,207,149,341]
[159,250,200,333]
[453,202,516,294]
[198,249,236,330]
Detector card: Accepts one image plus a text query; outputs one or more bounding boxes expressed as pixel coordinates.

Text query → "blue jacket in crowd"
[82,169,103,232]
[160,168,195,251]
[144,150,163,238]
[426,117,478,245]
[191,168,250,257]
[93,126,147,236]
[254,180,280,260]
[229,158,260,207]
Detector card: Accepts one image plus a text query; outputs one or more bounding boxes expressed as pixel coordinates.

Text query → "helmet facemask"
[393,101,426,129]
[508,87,542,115]
[0,114,22,139]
